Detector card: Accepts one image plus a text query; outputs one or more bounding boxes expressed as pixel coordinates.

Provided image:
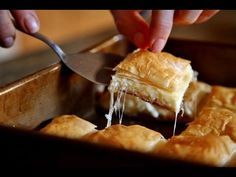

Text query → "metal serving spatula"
[14,22,123,85]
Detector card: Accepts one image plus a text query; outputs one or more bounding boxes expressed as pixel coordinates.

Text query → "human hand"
[0,10,39,48]
[111,10,219,52]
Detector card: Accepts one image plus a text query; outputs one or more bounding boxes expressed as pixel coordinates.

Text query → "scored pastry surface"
[109,50,194,114]
[81,124,166,153]
[40,115,97,139]
[155,134,236,166]
[203,86,236,112]
[39,110,236,166]
[39,52,236,167]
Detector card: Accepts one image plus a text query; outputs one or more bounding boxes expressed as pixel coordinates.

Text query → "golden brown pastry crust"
[38,84,236,167]
[203,86,236,112]
[156,134,236,166]
[97,81,211,123]
[182,86,236,142]
[183,81,212,118]
[81,124,166,152]
[182,107,233,136]
[39,113,236,166]
[114,50,191,91]
[40,115,97,139]
[109,50,194,113]
[182,107,236,142]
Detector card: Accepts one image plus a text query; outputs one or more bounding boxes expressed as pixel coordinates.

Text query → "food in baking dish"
[108,49,194,114]
[81,124,166,153]
[38,50,236,167]
[203,86,236,112]
[40,115,97,139]
[97,90,161,119]
[181,86,236,141]
[40,114,236,167]
[183,81,212,119]
[182,107,236,142]
[155,134,236,166]
[40,115,166,153]
[97,81,211,123]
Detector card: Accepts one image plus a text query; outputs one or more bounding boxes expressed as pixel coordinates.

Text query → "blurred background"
[0,10,236,63]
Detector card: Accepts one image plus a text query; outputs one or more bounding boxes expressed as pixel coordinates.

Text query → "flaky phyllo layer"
[108,49,193,113]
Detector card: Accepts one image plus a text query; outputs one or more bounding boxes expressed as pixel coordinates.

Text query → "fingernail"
[24,14,39,33]
[2,37,14,48]
[151,39,166,52]
[133,32,145,48]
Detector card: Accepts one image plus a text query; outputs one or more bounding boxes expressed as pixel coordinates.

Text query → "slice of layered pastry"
[203,86,236,112]
[40,115,97,139]
[181,86,236,141]
[98,81,210,123]
[182,81,212,119]
[106,50,194,126]
[81,124,166,153]
[181,106,236,142]
[155,134,236,167]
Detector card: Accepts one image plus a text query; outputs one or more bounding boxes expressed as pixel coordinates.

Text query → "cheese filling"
[109,74,188,113]
[106,71,192,135]
[105,52,194,136]
[105,79,128,127]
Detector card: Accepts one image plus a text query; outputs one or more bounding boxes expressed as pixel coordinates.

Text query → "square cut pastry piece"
[108,50,194,114]
[81,124,166,153]
[182,81,212,119]
[155,134,236,167]
[181,86,236,141]
[203,86,236,112]
[40,115,97,139]
[181,106,236,142]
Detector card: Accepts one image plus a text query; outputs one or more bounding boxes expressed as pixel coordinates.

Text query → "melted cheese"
[105,79,128,127]
[106,50,194,135]
[106,74,187,135]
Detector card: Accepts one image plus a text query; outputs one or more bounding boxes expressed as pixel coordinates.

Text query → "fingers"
[174,10,203,24]
[112,10,219,52]
[174,10,219,24]
[149,10,174,52]
[11,10,40,33]
[149,10,219,52]
[111,10,149,49]
[195,10,220,23]
[0,10,15,48]
[0,10,40,48]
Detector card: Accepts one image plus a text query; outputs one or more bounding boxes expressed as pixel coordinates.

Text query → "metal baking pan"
[0,34,236,173]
